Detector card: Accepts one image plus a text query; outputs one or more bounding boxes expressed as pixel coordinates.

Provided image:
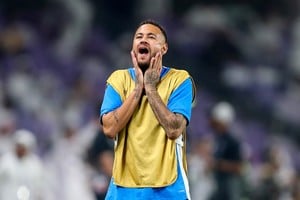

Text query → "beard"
[138,61,150,73]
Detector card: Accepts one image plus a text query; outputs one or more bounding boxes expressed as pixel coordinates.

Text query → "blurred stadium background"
[0,0,300,199]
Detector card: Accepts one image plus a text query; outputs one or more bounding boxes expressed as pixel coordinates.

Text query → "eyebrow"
[135,32,157,38]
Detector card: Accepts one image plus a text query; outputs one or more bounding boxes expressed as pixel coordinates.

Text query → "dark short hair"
[137,19,168,44]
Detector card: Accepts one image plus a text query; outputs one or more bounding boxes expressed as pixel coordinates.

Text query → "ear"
[161,43,168,55]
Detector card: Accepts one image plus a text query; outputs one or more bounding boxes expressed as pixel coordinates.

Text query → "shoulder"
[107,68,132,82]
[168,68,191,77]
[163,67,192,81]
[166,67,196,100]
[0,152,15,168]
[109,68,130,78]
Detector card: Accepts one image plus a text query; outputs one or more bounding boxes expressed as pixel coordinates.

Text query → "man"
[0,129,46,200]
[43,115,99,200]
[209,102,243,200]
[100,19,195,200]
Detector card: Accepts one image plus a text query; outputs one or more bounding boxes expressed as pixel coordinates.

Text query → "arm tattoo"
[148,71,159,82]
[145,71,159,87]
[113,110,119,123]
[134,88,140,99]
[168,115,182,130]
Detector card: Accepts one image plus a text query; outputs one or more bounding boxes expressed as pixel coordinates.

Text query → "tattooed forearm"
[134,87,142,99]
[166,114,182,130]
[144,71,160,86]
[113,110,119,123]
[145,89,185,139]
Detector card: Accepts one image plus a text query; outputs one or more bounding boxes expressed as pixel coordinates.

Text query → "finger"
[154,52,161,71]
[131,51,143,81]
[130,50,135,59]
[131,50,138,68]
[150,52,159,70]
[150,55,156,69]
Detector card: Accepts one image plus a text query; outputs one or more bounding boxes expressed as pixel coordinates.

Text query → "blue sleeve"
[167,78,193,123]
[100,84,122,118]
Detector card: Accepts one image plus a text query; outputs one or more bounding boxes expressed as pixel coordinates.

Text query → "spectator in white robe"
[44,113,99,200]
[0,129,46,200]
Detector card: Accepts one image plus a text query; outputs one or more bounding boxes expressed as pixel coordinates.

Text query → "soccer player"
[100,19,195,200]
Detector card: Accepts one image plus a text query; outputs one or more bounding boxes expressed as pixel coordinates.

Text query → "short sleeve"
[167,78,193,123]
[100,84,122,118]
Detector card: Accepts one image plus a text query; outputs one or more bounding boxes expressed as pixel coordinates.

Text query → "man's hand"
[131,50,144,90]
[144,52,162,90]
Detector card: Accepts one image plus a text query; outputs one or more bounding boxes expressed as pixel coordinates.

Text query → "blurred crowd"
[0,0,300,199]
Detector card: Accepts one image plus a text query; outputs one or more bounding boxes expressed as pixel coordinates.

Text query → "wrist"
[134,85,143,96]
[144,84,156,92]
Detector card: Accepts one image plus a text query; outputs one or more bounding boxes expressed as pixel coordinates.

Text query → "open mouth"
[138,47,149,54]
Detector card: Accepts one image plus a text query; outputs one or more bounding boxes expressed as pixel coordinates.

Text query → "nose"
[140,40,149,45]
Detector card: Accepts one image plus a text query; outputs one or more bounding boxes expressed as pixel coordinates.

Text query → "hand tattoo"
[145,71,160,86]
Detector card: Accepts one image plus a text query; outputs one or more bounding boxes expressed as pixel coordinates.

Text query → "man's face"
[15,143,28,159]
[132,24,167,71]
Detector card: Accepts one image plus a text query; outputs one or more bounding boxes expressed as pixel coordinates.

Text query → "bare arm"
[102,86,143,139]
[102,51,144,139]
[145,87,187,140]
[144,52,187,140]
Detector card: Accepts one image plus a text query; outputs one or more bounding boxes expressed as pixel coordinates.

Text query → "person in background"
[43,116,99,200]
[0,108,16,158]
[209,101,243,200]
[100,19,195,200]
[87,125,114,200]
[90,150,114,200]
[188,136,215,200]
[0,129,46,200]
[254,142,296,200]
